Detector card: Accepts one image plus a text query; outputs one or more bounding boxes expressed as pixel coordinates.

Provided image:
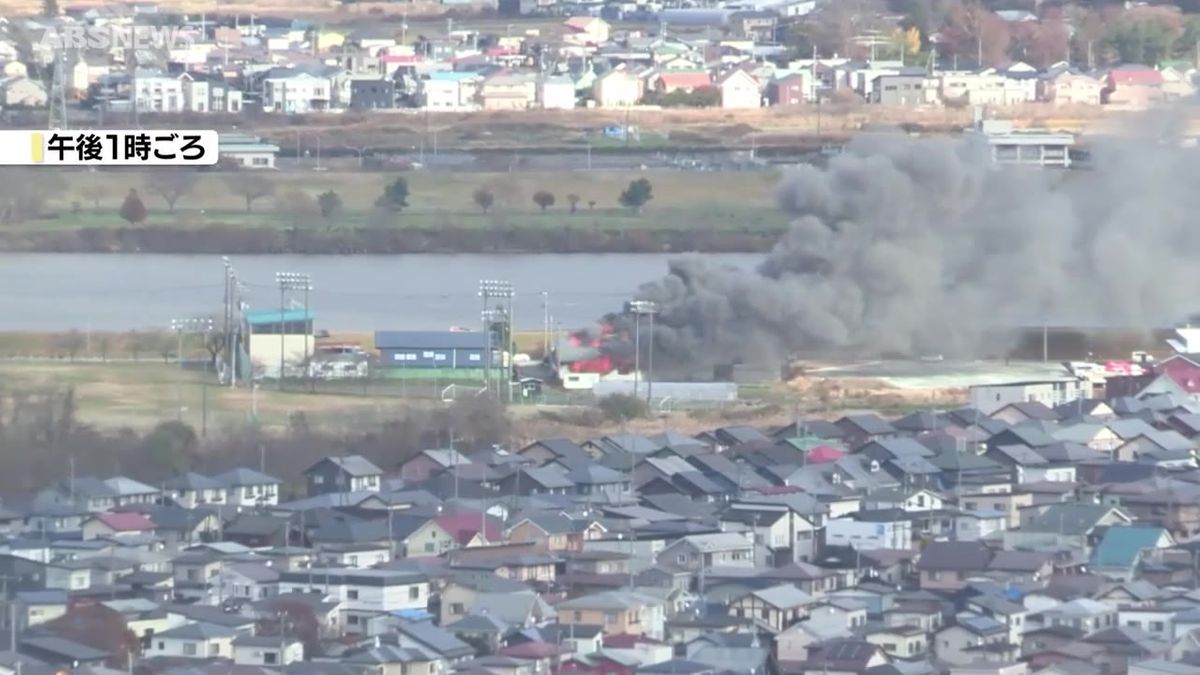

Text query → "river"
[0,253,763,331]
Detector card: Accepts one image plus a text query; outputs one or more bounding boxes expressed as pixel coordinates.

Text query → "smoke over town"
[625,133,1200,366]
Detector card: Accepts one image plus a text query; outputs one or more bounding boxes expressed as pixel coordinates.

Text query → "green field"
[31,169,786,234]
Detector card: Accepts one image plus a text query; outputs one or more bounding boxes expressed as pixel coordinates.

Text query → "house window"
[573,611,582,621]
[409,586,420,600]
[265,651,278,665]
[183,643,197,656]
[348,616,359,625]
[347,590,359,600]
[604,612,617,624]
[1151,621,1164,632]
[450,603,464,615]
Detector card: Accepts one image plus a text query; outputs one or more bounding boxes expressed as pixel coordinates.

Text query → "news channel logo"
[0,130,219,166]
[39,24,196,50]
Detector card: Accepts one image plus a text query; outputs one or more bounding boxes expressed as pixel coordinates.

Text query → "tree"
[118,189,147,225]
[279,190,319,229]
[77,182,105,209]
[598,393,649,421]
[939,0,1012,67]
[532,190,556,211]
[619,178,653,214]
[56,330,84,361]
[375,177,410,211]
[567,194,581,213]
[141,420,197,474]
[473,187,495,213]
[317,190,342,227]
[0,168,64,223]
[96,335,111,362]
[224,173,275,213]
[144,170,198,212]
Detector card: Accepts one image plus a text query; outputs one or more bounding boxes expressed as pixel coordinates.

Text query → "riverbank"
[0,224,782,254]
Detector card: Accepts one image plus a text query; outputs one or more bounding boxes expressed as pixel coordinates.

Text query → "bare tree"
[56,330,85,361]
[224,173,276,213]
[145,170,199,212]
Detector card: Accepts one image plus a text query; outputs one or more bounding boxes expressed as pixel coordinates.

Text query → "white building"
[538,75,576,110]
[232,635,304,667]
[969,378,1092,415]
[825,516,912,550]
[262,69,332,113]
[149,623,239,659]
[277,569,430,634]
[133,70,184,112]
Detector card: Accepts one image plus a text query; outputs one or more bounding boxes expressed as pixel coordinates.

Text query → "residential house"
[214,468,281,507]
[594,68,641,108]
[556,590,667,640]
[1039,65,1103,106]
[421,72,481,110]
[148,623,239,659]
[507,513,605,552]
[657,532,755,571]
[538,76,576,109]
[916,541,993,591]
[717,69,760,108]
[769,71,813,106]
[81,512,155,540]
[1103,66,1165,109]
[872,71,937,106]
[163,473,227,509]
[480,71,537,111]
[728,584,812,632]
[1089,525,1174,580]
[231,635,304,667]
[935,614,1014,666]
[825,510,912,551]
[835,415,897,450]
[653,71,712,94]
[303,455,383,496]
[261,67,333,113]
[277,569,429,634]
[563,16,610,45]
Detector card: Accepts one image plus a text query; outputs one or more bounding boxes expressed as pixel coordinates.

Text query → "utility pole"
[541,291,550,357]
[627,300,658,404]
[479,280,515,403]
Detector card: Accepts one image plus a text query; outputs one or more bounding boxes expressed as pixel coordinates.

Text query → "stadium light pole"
[170,317,213,425]
[479,280,515,403]
[627,300,658,404]
[276,272,312,391]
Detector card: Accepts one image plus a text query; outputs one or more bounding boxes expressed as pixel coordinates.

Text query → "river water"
[0,253,763,331]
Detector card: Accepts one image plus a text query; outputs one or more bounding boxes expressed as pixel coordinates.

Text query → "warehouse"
[374,331,498,373]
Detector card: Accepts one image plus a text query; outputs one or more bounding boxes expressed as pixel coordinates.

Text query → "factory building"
[374,331,499,375]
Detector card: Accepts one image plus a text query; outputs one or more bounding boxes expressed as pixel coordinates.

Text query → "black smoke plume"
[623,134,1200,367]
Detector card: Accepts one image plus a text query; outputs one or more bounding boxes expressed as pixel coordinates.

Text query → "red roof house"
[433,513,504,545]
[82,512,156,540]
[807,445,846,464]
[1103,65,1165,108]
[654,71,713,94]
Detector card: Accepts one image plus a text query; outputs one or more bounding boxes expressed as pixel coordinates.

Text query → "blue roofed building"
[374,331,500,378]
[1089,525,1175,581]
[244,308,314,381]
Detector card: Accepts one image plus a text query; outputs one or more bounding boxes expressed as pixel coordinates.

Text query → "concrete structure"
[968,120,1075,168]
[245,309,314,380]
